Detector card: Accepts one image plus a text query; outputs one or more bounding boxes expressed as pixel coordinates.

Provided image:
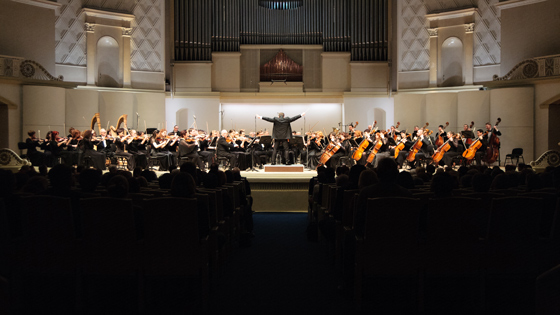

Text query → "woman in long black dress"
[114,128,135,171]
[128,130,148,169]
[25,130,45,166]
[81,129,106,170]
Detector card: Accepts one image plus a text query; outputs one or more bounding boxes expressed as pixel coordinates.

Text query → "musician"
[461,124,475,140]
[26,130,45,166]
[60,129,81,167]
[474,129,488,165]
[306,131,324,169]
[150,130,172,171]
[43,131,66,167]
[256,111,305,165]
[96,128,114,159]
[128,130,148,169]
[114,128,135,171]
[197,129,214,167]
[407,129,432,168]
[82,129,107,170]
[393,131,411,168]
[370,131,392,168]
[441,131,462,167]
[435,125,448,144]
[217,129,238,169]
[178,130,206,171]
[169,125,180,136]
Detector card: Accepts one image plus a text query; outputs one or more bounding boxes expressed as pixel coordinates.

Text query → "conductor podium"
[264,164,304,172]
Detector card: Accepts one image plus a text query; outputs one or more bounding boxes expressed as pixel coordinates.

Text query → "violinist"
[45,131,67,167]
[25,130,45,166]
[217,129,238,169]
[165,129,180,166]
[178,130,206,171]
[82,129,107,170]
[128,130,148,169]
[150,130,172,171]
[96,128,115,159]
[196,130,213,167]
[114,128,135,171]
[169,125,180,136]
[60,129,81,167]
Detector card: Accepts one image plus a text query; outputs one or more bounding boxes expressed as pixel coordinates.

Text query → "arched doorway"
[441,37,463,87]
[96,36,121,87]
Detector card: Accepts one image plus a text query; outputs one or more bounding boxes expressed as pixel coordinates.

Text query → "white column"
[85,23,96,86]
[464,23,475,85]
[428,28,438,87]
[122,27,132,88]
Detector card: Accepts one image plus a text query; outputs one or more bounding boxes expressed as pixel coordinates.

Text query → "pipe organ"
[173,0,388,62]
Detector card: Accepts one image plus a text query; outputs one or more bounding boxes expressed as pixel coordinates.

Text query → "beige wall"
[212,52,241,92]
[500,1,560,74]
[165,96,221,132]
[0,0,56,75]
[0,83,22,150]
[22,86,66,139]
[489,87,534,161]
[174,63,212,93]
[322,52,351,92]
[534,80,560,155]
[344,96,394,132]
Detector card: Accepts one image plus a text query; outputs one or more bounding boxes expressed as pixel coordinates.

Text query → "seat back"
[341,189,358,228]
[424,197,484,274]
[141,197,203,276]
[512,148,523,155]
[486,196,543,273]
[20,195,76,271]
[80,197,137,274]
[361,197,421,275]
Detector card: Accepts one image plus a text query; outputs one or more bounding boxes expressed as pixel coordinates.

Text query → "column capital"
[85,22,95,33]
[427,28,438,37]
[464,23,475,33]
[122,27,133,37]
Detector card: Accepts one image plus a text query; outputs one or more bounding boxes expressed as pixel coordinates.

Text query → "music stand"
[258,136,273,165]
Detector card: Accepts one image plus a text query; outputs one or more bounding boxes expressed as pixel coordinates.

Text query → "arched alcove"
[441,37,464,87]
[96,36,121,87]
[367,107,387,130]
[176,108,190,131]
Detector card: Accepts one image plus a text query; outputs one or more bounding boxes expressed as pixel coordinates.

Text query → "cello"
[393,132,407,159]
[316,136,341,169]
[351,120,375,161]
[432,133,457,164]
[462,130,488,161]
[366,135,383,164]
[434,122,449,147]
[406,123,429,163]
[484,118,501,164]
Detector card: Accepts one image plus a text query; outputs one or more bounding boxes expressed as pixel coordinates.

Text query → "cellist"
[406,129,432,169]
[440,131,462,167]
[474,129,489,165]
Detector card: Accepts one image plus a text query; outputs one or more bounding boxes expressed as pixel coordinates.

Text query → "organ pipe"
[173,0,387,61]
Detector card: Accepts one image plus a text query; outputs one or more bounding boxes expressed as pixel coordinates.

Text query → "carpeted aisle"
[209,213,354,314]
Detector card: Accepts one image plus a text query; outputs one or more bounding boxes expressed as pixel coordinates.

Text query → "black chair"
[504,148,524,166]
[17,142,28,159]
[146,145,160,170]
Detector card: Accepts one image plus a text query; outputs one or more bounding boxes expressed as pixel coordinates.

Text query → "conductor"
[256,111,305,165]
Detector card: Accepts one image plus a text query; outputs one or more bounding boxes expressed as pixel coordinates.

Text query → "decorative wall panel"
[398,0,501,71]
[55,0,164,72]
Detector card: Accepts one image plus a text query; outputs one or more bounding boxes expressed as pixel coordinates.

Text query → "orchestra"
[22,112,504,172]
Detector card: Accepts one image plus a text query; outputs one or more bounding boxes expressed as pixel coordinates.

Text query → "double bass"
[484,118,501,164]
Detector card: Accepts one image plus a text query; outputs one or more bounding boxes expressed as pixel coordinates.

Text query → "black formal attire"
[178,138,206,171]
[198,138,214,165]
[114,137,135,171]
[25,138,45,166]
[128,138,148,169]
[151,139,173,171]
[262,114,302,165]
[96,137,114,158]
[441,137,461,167]
[82,138,106,170]
[217,136,237,168]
